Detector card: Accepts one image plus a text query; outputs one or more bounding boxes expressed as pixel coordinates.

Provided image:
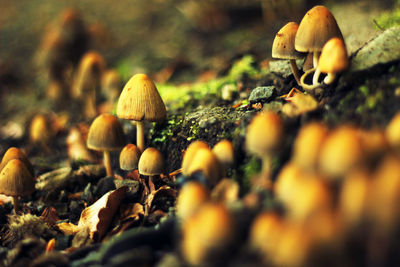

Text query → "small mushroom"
[246,111,284,179]
[138,147,164,192]
[0,159,35,213]
[87,113,126,177]
[176,181,209,221]
[0,147,34,176]
[119,144,141,171]
[29,113,54,153]
[301,37,348,90]
[272,22,305,85]
[101,69,122,104]
[117,73,167,152]
[211,139,234,170]
[181,140,209,176]
[385,111,400,149]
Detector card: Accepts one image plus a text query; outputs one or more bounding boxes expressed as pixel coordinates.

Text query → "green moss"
[359,85,369,97]
[149,115,183,145]
[237,156,261,194]
[375,1,400,30]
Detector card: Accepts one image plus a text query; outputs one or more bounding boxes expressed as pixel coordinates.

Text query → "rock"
[248,86,276,103]
[269,59,304,78]
[351,26,400,72]
[95,176,116,198]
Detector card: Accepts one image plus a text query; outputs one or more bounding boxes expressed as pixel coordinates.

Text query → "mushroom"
[119,144,141,171]
[245,111,284,178]
[101,69,122,104]
[0,159,35,213]
[29,113,54,153]
[0,147,34,176]
[138,147,164,192]
[291,122,329,171]
[295,5,344,88]
[73,51,105,119]
[301,37,348,90]
[176,181,209,221]
[87,113,126,177]
[181,203,233,266]
[211,139,234,170]
[181,140,209,176]
[116,73,167,152]
[272,22,305,85]
[385,111,400,149]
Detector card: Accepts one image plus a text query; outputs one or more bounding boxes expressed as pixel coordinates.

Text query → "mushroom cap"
[250,212,283,256]
[318,37,348,73]
[186,147,223,186]
[212,139,234,166]
[182,202,233,265]
[176,181,209,221]
[116,73,167,122]
[319,126,364,179]
[73,51,105,97]
[272,22,304,60]
[181,140,210,175]
[101,69,122,101]
[0,159,35,197]
[138,147,164,176]
[246,111,284,158]
[295,5,343,53]
[30,114,53,145]
[386,112,400,148]
[119,144,141,171]
[0,147,35,176]
[87,113,126,151]
[292,122,329,171]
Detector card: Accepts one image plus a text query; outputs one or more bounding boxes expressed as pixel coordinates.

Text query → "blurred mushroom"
[0,159,35,213]
[101,69,122,104]
[87,114,125,177]
[272,22,305,85]
[29,113,54,153]
[181,140,209,176]
[176,181,209,221]
[212,139,234,171]
[116,74,166,152]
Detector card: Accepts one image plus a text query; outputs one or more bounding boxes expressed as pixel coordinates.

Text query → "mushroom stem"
[13,196,20,214]
[324,73,336,84]
[300,67,322,91]
[312,67,322,86]
[313,51,320,68]
[261,155,272,177]
[136,121,145,153]
[103,150,113,177]
[84,89,97,119]
[289,59,301,85]
[148,175,156,192]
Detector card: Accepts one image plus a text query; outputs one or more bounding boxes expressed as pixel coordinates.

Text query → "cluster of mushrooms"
[272,5,348,91]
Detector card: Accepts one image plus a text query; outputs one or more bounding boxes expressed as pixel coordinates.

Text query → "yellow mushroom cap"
[295,5,343,53]
[246,111,284,158]
[186,147,223,186]
[212,139,234,166]
[116,73,167,122]
[30,114,53,145]
[138,147,164,176]
[386,112,400,148]
[176,181,209,221]
[182,140,209,175]
[292,122,329,171]
[0,159,35,197]
[119,144,141,171]
[250,212,284,257]
[87,113,126,151]
[318,37,348,73]
[275,162,306,205]
[319,126,364,179]
[0,147,34,176]
[272,22,304,60]
[73,51,105,97]
[181,202,233,265]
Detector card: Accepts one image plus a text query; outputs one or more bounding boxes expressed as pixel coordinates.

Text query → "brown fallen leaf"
[41,206,60,226]
[145,186,177,216]
[282,93,318,117]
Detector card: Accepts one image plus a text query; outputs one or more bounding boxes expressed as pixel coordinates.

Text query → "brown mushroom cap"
[73,51,105,97]
[87,113,126,151]
[119,144,141,171]
[0,159,35,197]
[176,181,209,220]
[295,5,343,53]
[138,147,164,176]
[30,114,53,145]
[272,22,304,60]
[212,139,234,166]
[186,147,223,186]
[0,147,34,176]
[318,37,348,73]
[182,140,210,175]
[116,73,167,122]
[246,111,284,158]
[386,112,400,148]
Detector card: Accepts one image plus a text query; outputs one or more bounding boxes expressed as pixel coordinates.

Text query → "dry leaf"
[120,203,145,222]
[282,93,318,117]
[77,186,127,241]
[145,186,177,215]
[57,222,80,235]
[41,207,60,226]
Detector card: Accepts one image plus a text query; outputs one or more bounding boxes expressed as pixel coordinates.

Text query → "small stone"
[95,176,116,198]
[249,86,276,103]
[114,179,140,202]
[269,59,304,78]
